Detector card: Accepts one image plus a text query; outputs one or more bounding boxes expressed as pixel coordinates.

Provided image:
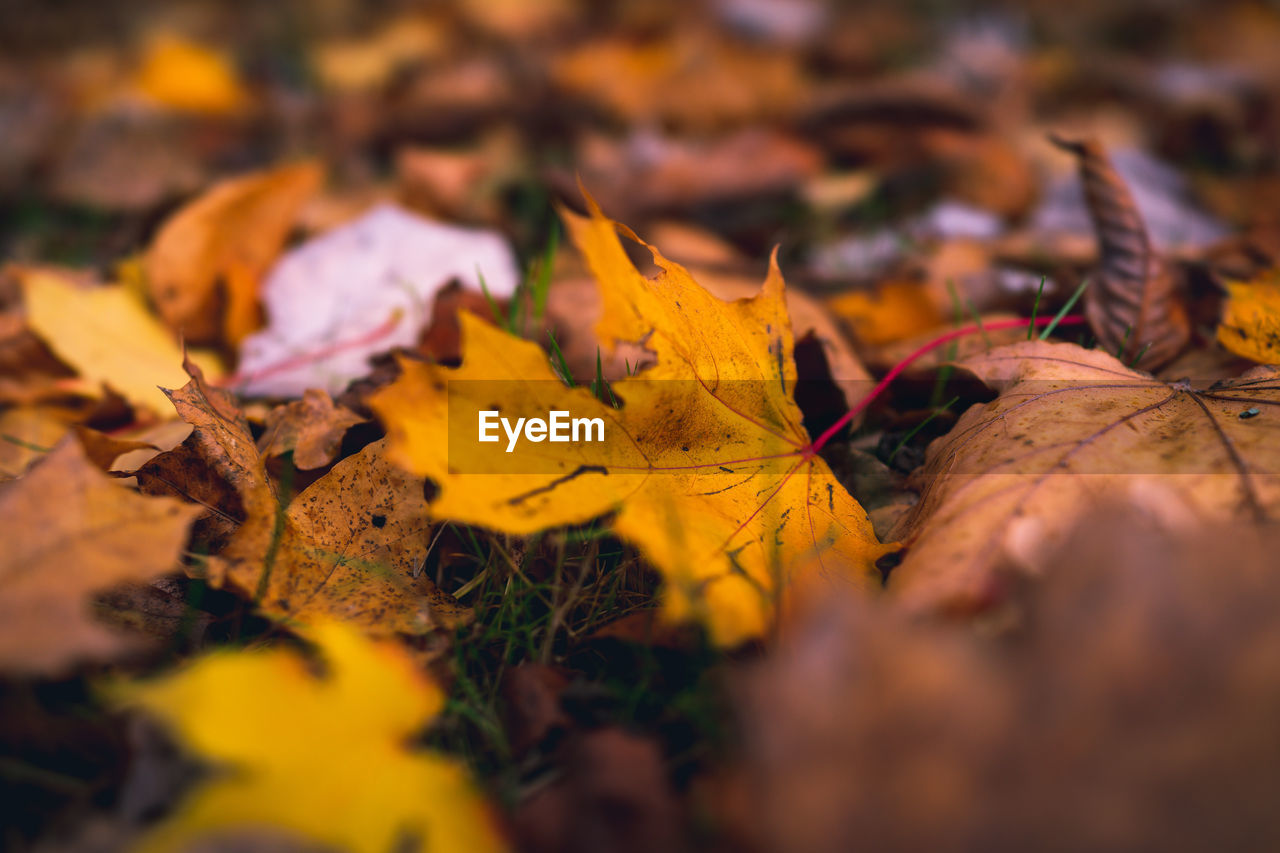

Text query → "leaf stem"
[807,314,1086,454]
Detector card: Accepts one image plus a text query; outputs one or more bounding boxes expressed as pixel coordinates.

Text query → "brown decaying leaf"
[145,161,323,345]
[568,129,823,217]
[71,424,155,471]
[0,320,76,406]
[416,283,504,364]
[1050,134,1190,369]
[740,507,1280,852]
[513,729,684,853]
[886,341,1280,617]
[552,33,806,130]
[160,361,466,636]
[0,437,202,674]
[257,389,366,471]
[500,663,570,758]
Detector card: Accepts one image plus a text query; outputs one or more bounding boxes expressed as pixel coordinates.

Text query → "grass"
[425,524,730,804]
[1041,278,1090,340]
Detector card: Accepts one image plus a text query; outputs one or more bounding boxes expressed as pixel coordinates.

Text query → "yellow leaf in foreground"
[21,269,221,414]
[1218,269,1280,363]
[117,622,506,853]
[132,33,249,115]
[371,204,892,646]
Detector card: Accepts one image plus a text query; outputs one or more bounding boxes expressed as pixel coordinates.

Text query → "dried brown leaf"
[257,389,366,471]
[741,507,1280,852]
[887,341,1280,616]
[0,438,201,673]
[160,362,466,636]
[1050,134,1190,368]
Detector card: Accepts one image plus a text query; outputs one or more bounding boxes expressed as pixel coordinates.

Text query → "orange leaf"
[145,162,323,345]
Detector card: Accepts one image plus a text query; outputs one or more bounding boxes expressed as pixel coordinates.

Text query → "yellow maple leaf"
[132,33,249,115]
[1218,269,1280,363]
[116,622,507,853]
[20,269,221,415]
[371,201,892,646]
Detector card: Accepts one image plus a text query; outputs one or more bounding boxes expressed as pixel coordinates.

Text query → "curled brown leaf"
[1050,134,1190,369]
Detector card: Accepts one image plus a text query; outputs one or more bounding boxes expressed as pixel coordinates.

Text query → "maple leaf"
[145,161,323,345]
[1218,268,1280,363]
[0,437,202,673]
[115,621,507,853]
[153,362,467,636]
[371,202,892,646]
[257,389,367,470]
[20,268,222,414]
[886,340,1280,616]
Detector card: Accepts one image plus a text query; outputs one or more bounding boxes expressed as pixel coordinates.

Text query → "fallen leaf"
[309,15,446,93]
[1218,268,1280,363]
[1050,135,1190,368]
[0,406,78,479]
[49,114,208,212]
[500,663,571,758]
[828,280,945,346]
[455,0,576,40]
[131,33,249,115]
[161,361,466,636]
[416,283,505,364]
[257,390,367,471]
[20,268,222,414]
[858,312,1026,375]
[116,622,507,853]
[553,33,806,130]
[371,201,891,646]
[741,506,1280,851]
[569,129,823,216]
[886,341,1280,616]
[641,221,872,421]
[71,424,155,471]
[395,131,522,224]
[146,162,323,345]
[513,728,682,853]
[0,438,201,674]
[235,203,519,398]
[246,438,469,635]
[0,313,77,406]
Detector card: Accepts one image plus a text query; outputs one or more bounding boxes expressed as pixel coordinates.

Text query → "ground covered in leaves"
[4,1,1280,851]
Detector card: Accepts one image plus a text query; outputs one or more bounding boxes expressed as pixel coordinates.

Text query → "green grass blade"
[1039,277,1090,340]
[547,329,574,386]
[889,396,959,464]
[1028,275,1046,340]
